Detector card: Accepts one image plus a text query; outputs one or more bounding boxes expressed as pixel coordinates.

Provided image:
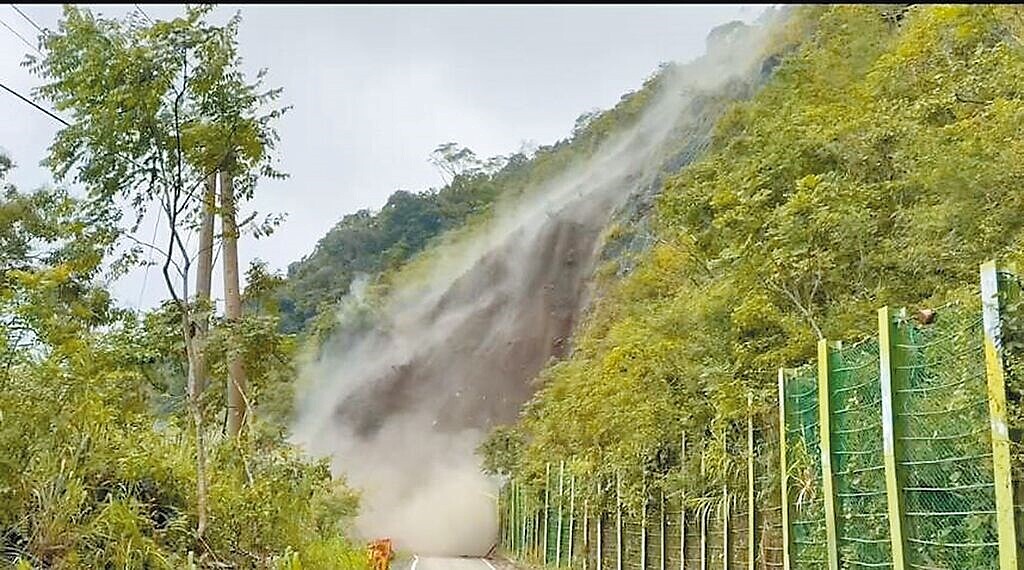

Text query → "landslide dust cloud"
[292,16,776,557]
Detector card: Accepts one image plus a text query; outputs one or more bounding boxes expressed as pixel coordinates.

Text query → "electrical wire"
[0,13,39,55]
[134,4,154,24]
[0,80,68,126]
[9,4,43,35]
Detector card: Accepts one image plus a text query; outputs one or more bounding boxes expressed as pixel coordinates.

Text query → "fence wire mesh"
[784,364,828,569]
[893,306,999,569]
[830,339,894,568]
[755,417,785,569]
[499,268,1021,570]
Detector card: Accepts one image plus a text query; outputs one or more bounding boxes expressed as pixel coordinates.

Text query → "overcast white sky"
[0,4,768,309]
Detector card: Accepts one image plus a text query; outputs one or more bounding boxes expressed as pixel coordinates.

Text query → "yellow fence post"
[617,473,623,570]
[817,339,840,570]
[777,369,793,570]
[681,432,687,570]
[557,461,565,567]
[642,495,649,570]
[980,260,1021,570]
[878,306,908,570]
[722,485,729,570]
[661,489,667,570]
[598,498,604,570]
[747,392,756,570]
[545,463,552,565]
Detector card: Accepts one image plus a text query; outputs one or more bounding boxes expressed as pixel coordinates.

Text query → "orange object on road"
[367,538,394,570]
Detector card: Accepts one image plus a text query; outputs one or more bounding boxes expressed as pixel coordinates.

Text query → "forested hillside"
[485,3,1024,501]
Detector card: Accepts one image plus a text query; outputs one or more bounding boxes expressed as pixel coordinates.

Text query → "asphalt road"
[410,556,499,570]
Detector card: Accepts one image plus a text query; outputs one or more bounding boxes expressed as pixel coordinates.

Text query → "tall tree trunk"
[187,173,216,538]
[220,169,249,437]
[195,173,216,392]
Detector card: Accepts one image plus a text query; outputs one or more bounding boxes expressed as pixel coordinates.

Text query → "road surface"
[410,556,500,570]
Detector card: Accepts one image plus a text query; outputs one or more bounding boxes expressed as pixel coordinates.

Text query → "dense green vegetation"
[1,6,366,568]
[0,156,364,568]
[486,4,1024,501]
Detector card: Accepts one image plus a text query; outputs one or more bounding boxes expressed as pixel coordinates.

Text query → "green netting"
[503,280,1015,570]
[829,339,894,568]
[784,364,828,569]
[892,306,999,569]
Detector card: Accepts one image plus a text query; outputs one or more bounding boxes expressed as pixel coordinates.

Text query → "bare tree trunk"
[195,173,216,392]
[186,173,216,539]
[220,169,249,437]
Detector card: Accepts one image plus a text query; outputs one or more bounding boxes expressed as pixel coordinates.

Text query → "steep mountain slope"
[505,3,1024,501]
[288,12,791,555]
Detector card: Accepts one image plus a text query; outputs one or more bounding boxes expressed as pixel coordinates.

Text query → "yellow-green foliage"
[0,175,365,568]
[510,4,1024,501]
[0,315,365,569]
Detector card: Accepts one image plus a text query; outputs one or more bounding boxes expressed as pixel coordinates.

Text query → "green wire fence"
[497,261,1022,570]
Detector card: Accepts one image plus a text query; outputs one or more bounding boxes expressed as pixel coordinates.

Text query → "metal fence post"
[585,497,591,570]
[777,369,793,570]
[817,339,840,570]
[545,463,552,565]
[540,497,548,560]
[570,475,576,566]
[700,506,707,570]
[722,486,729,570]
[521,482,528,559]
[981,260,1021,570]
[503,483,509,552]
[617,473,624,570]
[681,432,688,570]
[642,496,648,570]
[558,461,565,567]
[747,393,756,570]
[661,490,667,570]
[878,306,908,570]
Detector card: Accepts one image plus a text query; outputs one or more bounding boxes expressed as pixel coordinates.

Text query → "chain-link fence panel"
[893,305,999,568]
[664,494,683,570]
[707,501,725,568]
[623,513,642,570]
[683,508,701,567]
[755,416,785,569]
[730,491,750,568]
[600,510,617,570]
[784,364,827,569]
[829,339,893,568]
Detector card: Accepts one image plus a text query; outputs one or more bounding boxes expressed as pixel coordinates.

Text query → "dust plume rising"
[291,15,778,557]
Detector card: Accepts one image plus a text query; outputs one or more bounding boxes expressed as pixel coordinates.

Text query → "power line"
[0,80,68,126]
[9,4,43,35]
[134,4,154,24]
[0,13,39,55]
